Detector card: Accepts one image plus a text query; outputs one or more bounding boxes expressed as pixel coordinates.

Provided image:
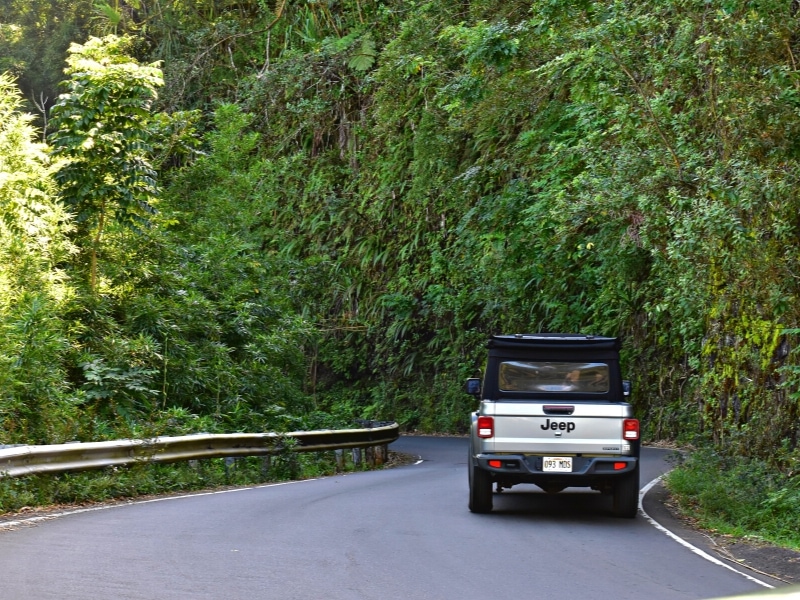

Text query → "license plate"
[542,457,572,472]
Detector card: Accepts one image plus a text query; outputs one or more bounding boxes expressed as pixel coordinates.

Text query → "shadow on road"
[483,487,625,519]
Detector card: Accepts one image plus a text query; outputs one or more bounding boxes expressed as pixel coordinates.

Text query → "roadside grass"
[664,448,800,551]
[0,449,387,516]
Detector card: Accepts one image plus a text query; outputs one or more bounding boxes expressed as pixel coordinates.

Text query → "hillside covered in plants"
[2,0,799,487]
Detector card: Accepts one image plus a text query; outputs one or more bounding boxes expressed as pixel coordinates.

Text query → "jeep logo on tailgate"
[541,419,575,432]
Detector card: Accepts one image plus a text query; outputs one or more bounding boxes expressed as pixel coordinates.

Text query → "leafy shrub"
[666,447,800,549]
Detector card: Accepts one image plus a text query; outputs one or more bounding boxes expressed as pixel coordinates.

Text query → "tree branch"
[179,0,288,97]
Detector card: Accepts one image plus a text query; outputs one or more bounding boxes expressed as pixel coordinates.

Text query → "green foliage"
[48,34,163,291]
[4,0,800,525]
[0,74,77,444]
[0,73,74,303]
[348,36,377,72]
[150,103,311,428]
[666,447,800,549]
[0,449,385,514]
[0,295,78,443]
[1,36,313,447]
[0,0,96,112]
[130,0,800,465]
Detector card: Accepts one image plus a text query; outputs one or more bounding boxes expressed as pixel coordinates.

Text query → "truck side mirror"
[465,378,482,397]
[622,380,632,397]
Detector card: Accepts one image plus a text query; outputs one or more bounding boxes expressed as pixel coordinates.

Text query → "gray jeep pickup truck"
[466,333,640,517]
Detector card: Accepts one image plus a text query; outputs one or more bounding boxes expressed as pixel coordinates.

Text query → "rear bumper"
[476,453,637,486]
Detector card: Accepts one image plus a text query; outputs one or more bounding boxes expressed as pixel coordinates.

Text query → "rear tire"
[469,459,493,513]
[612,464,639,518]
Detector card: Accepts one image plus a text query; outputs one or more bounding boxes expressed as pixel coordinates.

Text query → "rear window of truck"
[498,361,610,393]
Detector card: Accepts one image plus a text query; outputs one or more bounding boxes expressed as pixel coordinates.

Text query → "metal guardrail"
[0,422,399,479]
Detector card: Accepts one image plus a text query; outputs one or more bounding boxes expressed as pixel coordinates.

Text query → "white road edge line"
[0,478,317,531]
[0,456,424,531]
[1,458,426,531]
[640,475,774,589]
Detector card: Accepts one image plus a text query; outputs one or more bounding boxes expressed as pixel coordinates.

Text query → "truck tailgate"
[479,401,634,455]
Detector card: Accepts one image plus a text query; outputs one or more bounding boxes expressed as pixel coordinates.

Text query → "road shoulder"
[642,479,800,587]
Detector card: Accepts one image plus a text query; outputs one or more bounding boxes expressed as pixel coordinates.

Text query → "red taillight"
[477,416,494,438]
[614,462,627,470]
[488,460,502,468]
[623,419,640,440]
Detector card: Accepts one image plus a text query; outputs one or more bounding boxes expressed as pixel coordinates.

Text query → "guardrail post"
[365,446,375,467]
[261,455,271,478]
[334,449,344,471]
[352,447,362,468]
[375,444,387,466]
[224,457,236,483]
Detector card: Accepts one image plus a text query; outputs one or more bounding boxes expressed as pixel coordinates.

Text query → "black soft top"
[488,334,619,353]
[484,334,623,400]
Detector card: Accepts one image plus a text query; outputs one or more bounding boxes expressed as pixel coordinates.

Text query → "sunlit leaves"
[0,73,74,308]
[0,76,76,442]
[48,35,163,290]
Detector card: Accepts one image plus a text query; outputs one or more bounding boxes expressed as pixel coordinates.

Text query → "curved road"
[0,437,777,599]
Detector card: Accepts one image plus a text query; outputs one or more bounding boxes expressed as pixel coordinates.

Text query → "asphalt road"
[0,436,781,599]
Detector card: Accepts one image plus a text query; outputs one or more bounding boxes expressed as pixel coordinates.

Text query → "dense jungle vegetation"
[2,0,800,541]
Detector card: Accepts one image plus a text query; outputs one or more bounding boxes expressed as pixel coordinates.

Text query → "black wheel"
[469,458,493,513]
[612,464,640,518]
